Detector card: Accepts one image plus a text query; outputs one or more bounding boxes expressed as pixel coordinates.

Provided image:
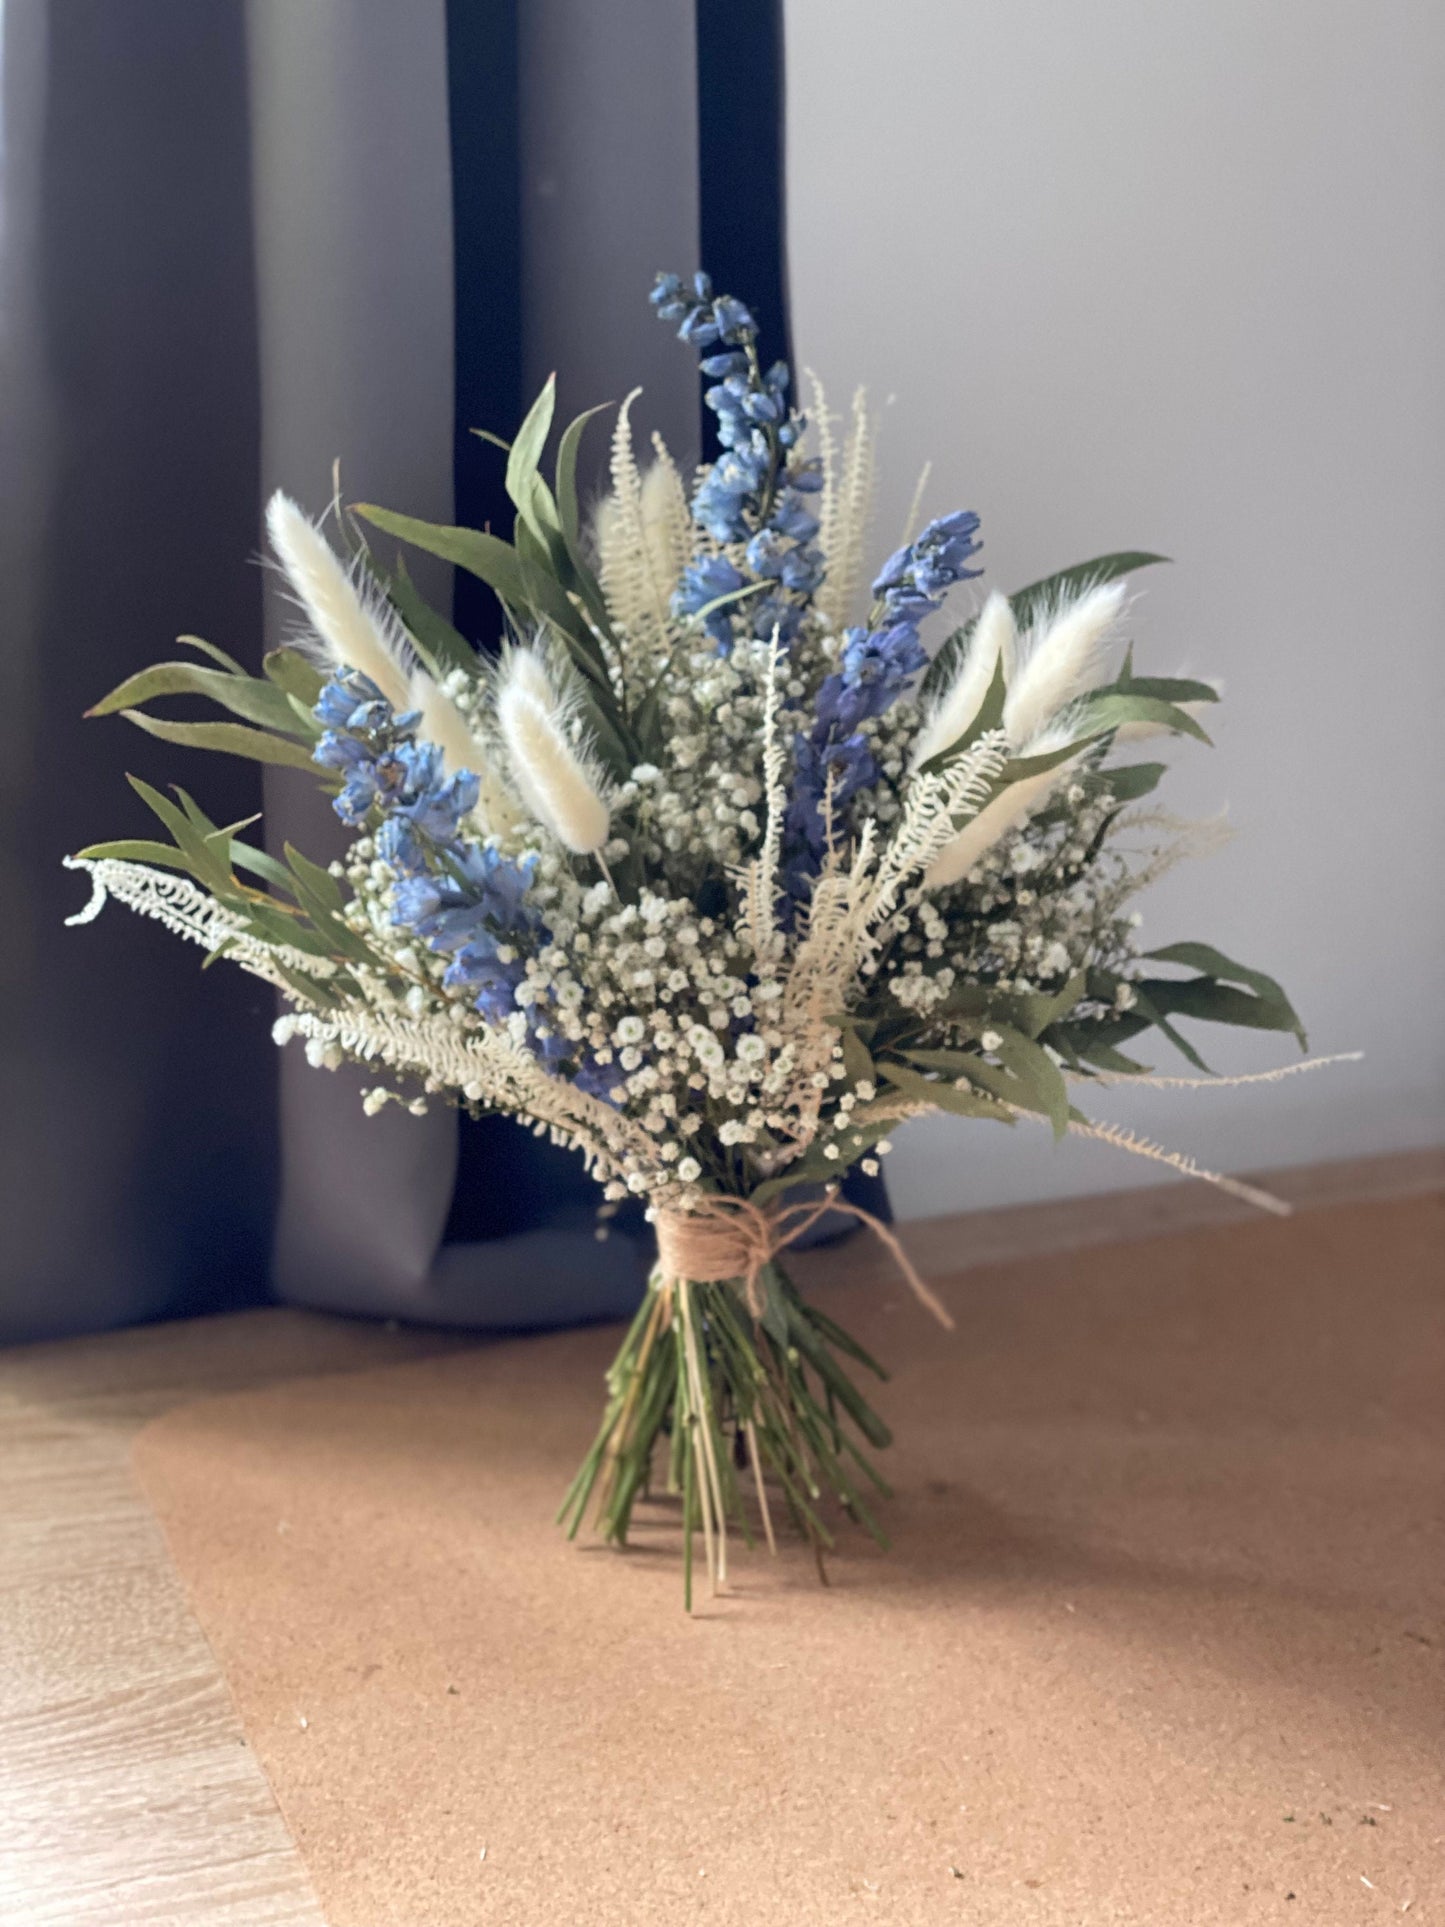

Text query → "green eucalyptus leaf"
[73,838,192,870]
[354,506,532,612]
[1140,941,1306,1049]
[226,839,298,895]
[839,1024,875,1088]
[262,647,326,707]
[877,1060,1018,1123]
[1096,761,1166,802]
[176,633,248,674]
[125,776,234,892]
[117,710,322,771]
[1007,970,1087,1040]
[1108,672,1219,705]
[384,558,478,679]
[1077,691,1213,746]
[556,402,610,549]
[88,662,303,733]
[505,374,556,511]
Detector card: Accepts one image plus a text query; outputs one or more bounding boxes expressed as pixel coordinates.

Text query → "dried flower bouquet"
[69,272,1327,1605]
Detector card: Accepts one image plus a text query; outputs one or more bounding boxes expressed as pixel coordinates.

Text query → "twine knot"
[652,1187,953,1329]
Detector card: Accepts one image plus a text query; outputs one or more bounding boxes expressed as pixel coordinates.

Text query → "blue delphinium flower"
[652,269,824,652]
[783,512,984,893]
[310,671,583,1076]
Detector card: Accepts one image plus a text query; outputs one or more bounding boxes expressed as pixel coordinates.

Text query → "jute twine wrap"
[652,1187,954,1330]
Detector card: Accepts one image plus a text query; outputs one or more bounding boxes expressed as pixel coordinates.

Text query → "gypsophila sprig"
[70,267,1323,1608]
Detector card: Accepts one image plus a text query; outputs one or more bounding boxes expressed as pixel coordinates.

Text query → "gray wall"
[786,0,1445,1215]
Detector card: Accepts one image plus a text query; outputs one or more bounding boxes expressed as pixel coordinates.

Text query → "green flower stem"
[558,1258,893,1606]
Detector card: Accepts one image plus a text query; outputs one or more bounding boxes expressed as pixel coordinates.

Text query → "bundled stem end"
[557,1260,893,1611]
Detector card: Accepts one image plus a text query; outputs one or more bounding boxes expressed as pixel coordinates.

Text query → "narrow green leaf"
[88,662,303,733]
[1109,673,1219,705]
[839,1023,875,1089]
[1097,761,1166,802]
[1141,941,1306,1049]
[355,506,532,610]
[73,838,193,870]
[1007,551,1171,632]
[384,559,478,679]
[118,710,322,770]
[1129,985,1213,1072]
[226,839,298,895]
[556,402,610,549]
[176,633,248,674]
[125,776,234,892]
[283,842,345,912]
[1077,690,1213,746]
[505,374,557,510]
[990,1026,1071,1138]
[262,647,325,707]
[877,1060,1018,1122]
[1007,970,1088,1040]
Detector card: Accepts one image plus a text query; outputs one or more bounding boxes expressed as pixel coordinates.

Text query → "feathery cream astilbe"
[810,376,874,632]
[265,492,413,713]
[593,390,677,658]
[642,432,694,591]
[494,647,611,855]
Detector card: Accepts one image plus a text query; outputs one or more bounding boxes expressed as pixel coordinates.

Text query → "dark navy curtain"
[1,0,882,1344]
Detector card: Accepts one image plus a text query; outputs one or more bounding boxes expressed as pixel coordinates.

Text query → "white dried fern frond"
[265,492,412,712]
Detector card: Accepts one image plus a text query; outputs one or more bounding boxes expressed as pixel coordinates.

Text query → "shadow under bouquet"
[69,270,1320,1606]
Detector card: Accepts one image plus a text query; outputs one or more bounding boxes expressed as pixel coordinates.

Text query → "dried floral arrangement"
[68,271,1331,1606]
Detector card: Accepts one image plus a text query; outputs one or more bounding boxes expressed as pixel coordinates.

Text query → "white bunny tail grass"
[922,741,1080,891]
[408,669,485,776]
[1003,579,1128,748]
[911,591,1017,770]
[407,668,522,836]
[265,491,412,712]
[495,648,611,854]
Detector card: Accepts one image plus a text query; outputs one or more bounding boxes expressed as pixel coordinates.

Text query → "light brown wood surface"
[2,1150,1440,1926]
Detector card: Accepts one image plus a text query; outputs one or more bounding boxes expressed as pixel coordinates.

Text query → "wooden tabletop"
[3,1151,1438,1926]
